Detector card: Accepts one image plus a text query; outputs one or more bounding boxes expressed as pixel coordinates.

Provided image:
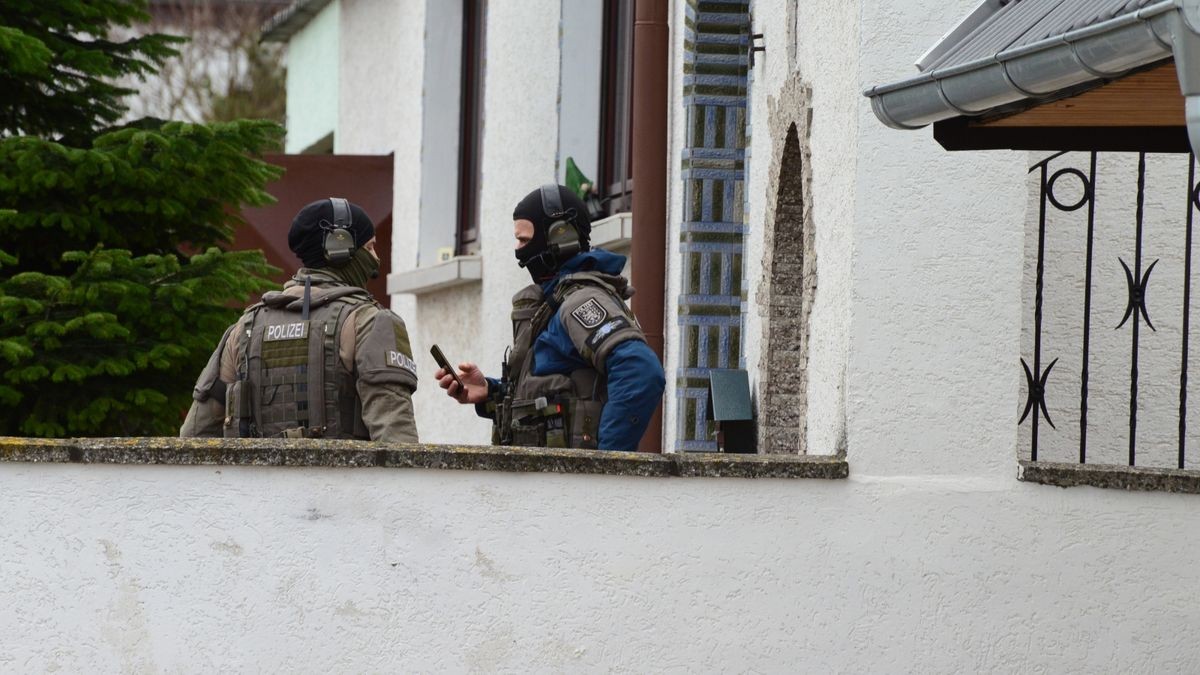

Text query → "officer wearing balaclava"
[434,185,665,451]
[181,198,420,442]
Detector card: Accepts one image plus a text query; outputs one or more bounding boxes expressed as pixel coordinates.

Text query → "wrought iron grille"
[1022,151,1199,469]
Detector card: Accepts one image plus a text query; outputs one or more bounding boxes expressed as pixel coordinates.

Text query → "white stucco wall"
[337,0,425,274]
[335,0,427,407]
[662,0,689,452]
[19,1,1200,670]
[736,0,859,456]
[406,0,565,446]
[284,0,340,153]
[850,0,1028,477]
[5,462,1199,672]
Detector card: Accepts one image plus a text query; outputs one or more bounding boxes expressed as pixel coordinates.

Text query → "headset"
[517,184,584,273]
[322,197,356,265]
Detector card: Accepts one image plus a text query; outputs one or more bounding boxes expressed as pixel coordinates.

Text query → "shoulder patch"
[387,350,418,376]
[585,317,631,353]
[571,298,608,329]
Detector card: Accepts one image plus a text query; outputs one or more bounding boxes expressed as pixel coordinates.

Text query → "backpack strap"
[309,296,359,434]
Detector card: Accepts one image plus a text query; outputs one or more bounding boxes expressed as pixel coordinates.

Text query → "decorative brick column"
[675,0,752,451]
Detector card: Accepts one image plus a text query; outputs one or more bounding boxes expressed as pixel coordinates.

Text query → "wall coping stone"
[1018,460,1200,494]
[0,437,848,480]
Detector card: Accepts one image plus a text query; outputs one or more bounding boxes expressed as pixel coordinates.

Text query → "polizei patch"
[387,350,418,375]
[571,298,608,329]
[264,322,308,341]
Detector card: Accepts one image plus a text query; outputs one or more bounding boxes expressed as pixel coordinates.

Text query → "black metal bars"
[1021,151,1195,468]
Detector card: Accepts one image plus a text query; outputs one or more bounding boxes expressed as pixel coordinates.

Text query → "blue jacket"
[484,250,666,451]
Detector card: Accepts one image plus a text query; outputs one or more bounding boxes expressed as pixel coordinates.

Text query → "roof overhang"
[260,0,335,43]
[865,0,1200,152]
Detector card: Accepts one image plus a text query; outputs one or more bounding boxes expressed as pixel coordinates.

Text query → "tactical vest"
[223,286,372,439]
[492,274,637,449]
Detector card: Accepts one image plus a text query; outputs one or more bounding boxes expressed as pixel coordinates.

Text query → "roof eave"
[260,0,335,43]
[864,0,1182,132]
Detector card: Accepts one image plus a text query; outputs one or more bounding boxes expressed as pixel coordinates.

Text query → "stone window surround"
[0,437,848,480]
[757,73,816,455]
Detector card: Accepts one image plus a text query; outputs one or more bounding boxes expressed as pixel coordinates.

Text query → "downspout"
[1173,0,1200,152]
[631,0,668,453]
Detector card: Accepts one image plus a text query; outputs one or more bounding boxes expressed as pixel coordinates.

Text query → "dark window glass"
[457,0,486,254]
[598,0,634,216]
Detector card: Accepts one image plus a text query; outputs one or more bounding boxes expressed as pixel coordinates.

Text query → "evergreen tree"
[0,1,282,436]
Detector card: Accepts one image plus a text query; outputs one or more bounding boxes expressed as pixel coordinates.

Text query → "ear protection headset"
[518,184,583,272]
[322,197,356,265]
[540,183,584,254]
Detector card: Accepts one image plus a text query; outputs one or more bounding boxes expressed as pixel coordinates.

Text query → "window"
[598,0,634,216]
[456,0,486,254]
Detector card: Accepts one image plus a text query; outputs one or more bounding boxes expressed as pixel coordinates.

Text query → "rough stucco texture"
[743,0,858,457]
[337,0,425,273]
[2,464,1198,672]
[409,283,490,445]
[473,0,563,398]
[852,0,1027,477]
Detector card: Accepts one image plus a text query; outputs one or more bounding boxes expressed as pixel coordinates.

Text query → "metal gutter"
[259,0,335,43]
[864,0,1182,130]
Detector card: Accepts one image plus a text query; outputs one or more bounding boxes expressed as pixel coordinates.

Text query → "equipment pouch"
[568,399,603,450]
[508,398,546,447]
[223,380,248,438]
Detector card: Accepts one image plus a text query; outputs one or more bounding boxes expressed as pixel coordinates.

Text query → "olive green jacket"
[180,270,419,442]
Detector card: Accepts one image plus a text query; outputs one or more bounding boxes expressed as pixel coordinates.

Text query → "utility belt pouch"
[568,399,603,450]
[497,391,515,445]
[508,397,545,447]
[508,397,570,448]
[544,409,567,449]
[223,380,251,438]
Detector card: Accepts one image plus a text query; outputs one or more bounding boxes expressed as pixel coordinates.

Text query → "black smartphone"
[430,344,465,390]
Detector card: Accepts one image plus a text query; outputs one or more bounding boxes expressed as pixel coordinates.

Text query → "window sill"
[0,437,848,480]
[1018,460,1200,494]
[387,255,482,295]
[591,211,632,250]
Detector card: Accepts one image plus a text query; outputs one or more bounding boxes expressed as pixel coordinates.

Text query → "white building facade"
[4,0,1199,671]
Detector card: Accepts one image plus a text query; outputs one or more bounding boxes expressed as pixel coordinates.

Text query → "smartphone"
[430,344,465,391]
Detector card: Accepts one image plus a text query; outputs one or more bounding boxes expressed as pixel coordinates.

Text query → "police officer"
[181,198,420,442]
[435,184,665,451]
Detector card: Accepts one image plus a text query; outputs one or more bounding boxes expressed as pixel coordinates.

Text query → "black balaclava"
[287,198,378,287]
[512,185,592,283]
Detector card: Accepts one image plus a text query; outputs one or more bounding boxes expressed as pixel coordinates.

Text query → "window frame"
[598,0,634,216]
[456,0,486,254]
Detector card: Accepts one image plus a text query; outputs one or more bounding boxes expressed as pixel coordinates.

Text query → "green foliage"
[0,1,284,436]
[0,1,182,142]
[0,247,275,436]
[0,119,283,272]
